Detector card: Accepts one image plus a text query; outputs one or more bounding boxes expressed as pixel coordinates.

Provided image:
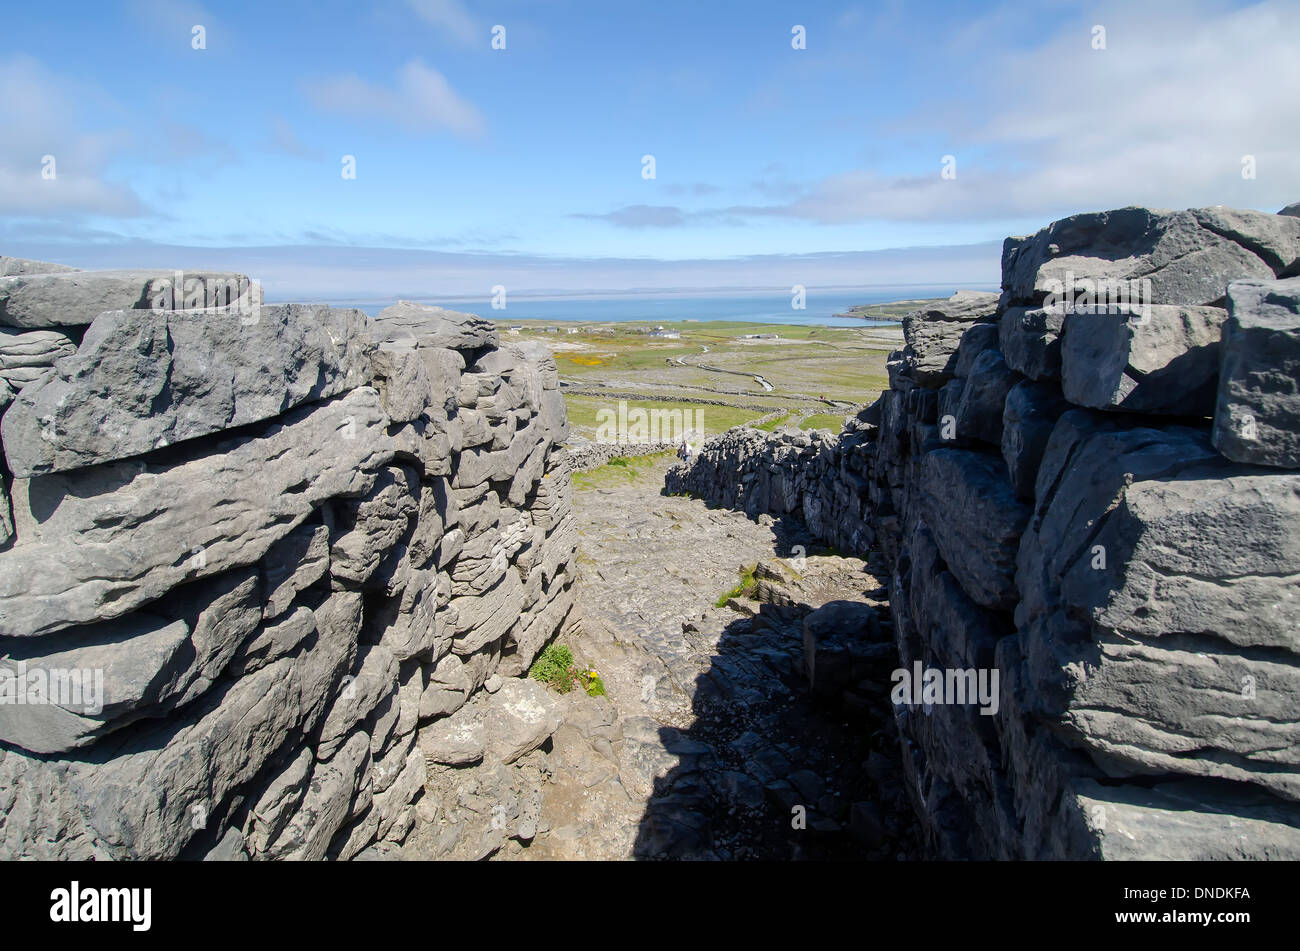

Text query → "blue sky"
[1,0,1297,297]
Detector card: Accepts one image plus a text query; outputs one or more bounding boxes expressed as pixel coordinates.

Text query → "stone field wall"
[0,272,579,860]
[668,203,1300,859]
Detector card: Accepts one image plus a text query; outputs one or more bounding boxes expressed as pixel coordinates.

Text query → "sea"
[282,286,997,328]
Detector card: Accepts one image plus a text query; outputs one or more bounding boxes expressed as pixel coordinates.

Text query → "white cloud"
[305,60,485,139]
[720,0,1300,224]
[0,55,145,218]
[405,0,479,46]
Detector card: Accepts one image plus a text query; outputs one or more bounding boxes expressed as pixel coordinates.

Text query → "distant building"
[743,333,779,340]
[544,326,559,333]
[566,328,580,334]
[650,329,680,339]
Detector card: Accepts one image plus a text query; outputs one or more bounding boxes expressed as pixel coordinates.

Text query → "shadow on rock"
[631,572,923,860]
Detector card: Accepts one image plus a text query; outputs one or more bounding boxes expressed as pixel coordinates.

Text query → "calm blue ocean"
[287,286,996,327]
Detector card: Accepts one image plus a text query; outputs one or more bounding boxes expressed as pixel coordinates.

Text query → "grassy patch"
[528,642,606,697]
[571,451,672,490]
[563,395,765,437]
[754,413,792,432]
[715,564,758,607]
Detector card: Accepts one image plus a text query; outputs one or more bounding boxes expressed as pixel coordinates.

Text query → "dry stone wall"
[0,273,578,860]
[669,202,1300,860]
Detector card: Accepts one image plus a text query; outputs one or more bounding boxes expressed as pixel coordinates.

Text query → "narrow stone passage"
[532,453,920,859]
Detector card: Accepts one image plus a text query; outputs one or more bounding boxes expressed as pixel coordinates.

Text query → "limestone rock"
[1,304,374,477]
[1061,305,1226,415]
[481,677,562,764]
[0,269,257,329]
[948,348,1021,446]
[1000,380,1069,499]
[0,386,398,637]
[372,301,498,353]
[1000,306,1065,381]
[896,291,999,387]
[420,714,485,765]
[1001,206,1295,308]
[919,449,1030,610]
[0,327,75,389]
[0,256,78,277]
[1212,277,1300,468]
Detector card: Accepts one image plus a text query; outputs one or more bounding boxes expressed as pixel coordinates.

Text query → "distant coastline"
[271,286,995,326]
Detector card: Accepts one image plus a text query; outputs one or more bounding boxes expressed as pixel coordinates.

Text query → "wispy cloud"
[126,0,215,44]
[266,117,322,160]
[585,0,1300,229]
[405,0,480,46]
[304,59,485,139]
[0,55,146,218]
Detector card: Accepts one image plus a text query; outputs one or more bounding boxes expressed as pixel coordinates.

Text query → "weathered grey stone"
[1061,305,1226,415]
[368,567,447,662]
[1000,380,1069,499]
[952,323,1001,379]
[1017,416,1300,800]
[949,348,1020,446]
[231,605,316,676]
[1069,779,1300,860]
[1001,206,1293,308]
[0,269,257,329]
[260,523,330,621]
[450,568,524,655]
[370,345,433,424]
[245,747,314,856]
[328,466,419,588]
[896,291,999,387]
[0,591,356,860]
[419,712,485,764]
[801,599,880,692]
[268,730,371,860]
[420,652,472,719]
[919,449,1030,610]
[372,301,498,353]
[0,614,188,754]
[1212,277,1300,467]
[0,566,261,753]
[498,578,573,677]
[317,643,400,761]
[0,478,11,548]
[0,387,398,637]
[0,327,75,389]
[1,304,374,477]
[1000,306,1065,381]
[481,677,562,764]
[0,256,78,277]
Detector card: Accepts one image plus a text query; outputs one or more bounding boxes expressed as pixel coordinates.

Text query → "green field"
[500,314,905,443]
[563,394,765,439]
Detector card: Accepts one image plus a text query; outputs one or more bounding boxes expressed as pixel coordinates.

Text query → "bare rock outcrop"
[0,259,578,860]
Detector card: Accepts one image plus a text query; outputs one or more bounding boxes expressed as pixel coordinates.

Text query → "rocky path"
[527,453,919,859]
[399,452,919,861]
